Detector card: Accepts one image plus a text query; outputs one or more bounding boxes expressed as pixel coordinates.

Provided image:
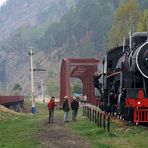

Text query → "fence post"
[84,106,86,116]
[90,108,91,121]
[97,112,100,127]
[94,110,97,123]
[87,106,89,118]
[100,113,102,128]
[107,116,110,132]
[92,109,94,122]
[83,106,110,132]
[103,114,106,130]
[82,106,84,116]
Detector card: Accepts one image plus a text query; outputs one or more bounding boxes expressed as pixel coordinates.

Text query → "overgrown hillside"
[37,0,119,57]
[0,0,78,95]
[0,0,148,96]
[0,0,77,40]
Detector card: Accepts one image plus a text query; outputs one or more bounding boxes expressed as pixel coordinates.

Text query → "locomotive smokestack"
[122,37,125,52]
[146,16,148,42]
[129,30,132,50]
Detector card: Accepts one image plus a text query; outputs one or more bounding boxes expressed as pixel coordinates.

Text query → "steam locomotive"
[94,32,148,124]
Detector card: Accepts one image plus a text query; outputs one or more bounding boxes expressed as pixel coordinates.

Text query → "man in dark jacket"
[71,96,79,121]
[47,96,56,123]
[63,96,69,122]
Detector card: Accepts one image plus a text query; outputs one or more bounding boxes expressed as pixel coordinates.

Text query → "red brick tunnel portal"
[60,58,100,105]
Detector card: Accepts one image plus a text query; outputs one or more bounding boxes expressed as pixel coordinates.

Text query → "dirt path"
[37,115,91,148]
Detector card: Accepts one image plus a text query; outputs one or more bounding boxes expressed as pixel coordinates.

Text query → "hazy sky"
[0,0,6,6]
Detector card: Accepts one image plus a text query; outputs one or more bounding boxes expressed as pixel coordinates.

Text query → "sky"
[0,0,7,6]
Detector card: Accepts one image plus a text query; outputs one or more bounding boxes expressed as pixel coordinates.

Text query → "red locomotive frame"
[126,89,148,124]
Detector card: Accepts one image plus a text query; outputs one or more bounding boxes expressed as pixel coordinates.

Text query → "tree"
[12,83,22,95]
[137,10,148,31]
[46,79,59,97]
[108,0,141,48]
[72,83,82,94]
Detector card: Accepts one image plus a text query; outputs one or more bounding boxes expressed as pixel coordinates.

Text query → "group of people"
[107,88,127,118]
[63,96,79,122]
[47,95,79,123]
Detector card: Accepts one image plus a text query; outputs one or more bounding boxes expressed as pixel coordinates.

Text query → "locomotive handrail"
[107,71,120,78]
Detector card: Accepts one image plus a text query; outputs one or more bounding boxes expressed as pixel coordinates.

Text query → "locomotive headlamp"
[144,57,148,68]
[137,101,141,105]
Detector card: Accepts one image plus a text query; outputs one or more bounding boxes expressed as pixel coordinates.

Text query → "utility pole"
[32,69,46,103]
[41,76,44,103]
[26,47,37,114]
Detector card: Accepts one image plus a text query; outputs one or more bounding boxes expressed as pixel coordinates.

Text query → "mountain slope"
[0,0,76,40]
[0,0,147,95]
[0,0,78,94]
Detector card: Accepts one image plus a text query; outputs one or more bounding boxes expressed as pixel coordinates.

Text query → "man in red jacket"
[47,96,56,123]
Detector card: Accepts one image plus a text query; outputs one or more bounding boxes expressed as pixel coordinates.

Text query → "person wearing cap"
[47,96,56,123]
[62,96,69,122]
[71,96,79,121]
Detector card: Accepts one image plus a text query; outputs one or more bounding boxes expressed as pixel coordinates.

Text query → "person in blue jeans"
[62,96,69,122]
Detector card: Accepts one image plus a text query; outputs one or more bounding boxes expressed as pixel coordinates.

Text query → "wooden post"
[107,116,110,132]
[100,113,102,128]
[97,112,100,127]
[103,114,106,130]
[90,108,91,121]
[95,110,97,123]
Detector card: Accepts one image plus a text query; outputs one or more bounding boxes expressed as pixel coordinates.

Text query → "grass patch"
[1,102,148,148]
[0,100,63,148]
[0,101,48,148]
[0,115,44,148]
[66,109,148,148]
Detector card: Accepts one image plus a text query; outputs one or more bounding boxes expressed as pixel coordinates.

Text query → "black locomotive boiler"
[94,32,148,124]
